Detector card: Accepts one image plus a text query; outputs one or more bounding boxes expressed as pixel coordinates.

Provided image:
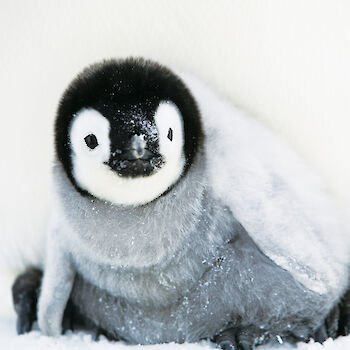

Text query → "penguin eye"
[84,134,99,149]
[167,128,173,141]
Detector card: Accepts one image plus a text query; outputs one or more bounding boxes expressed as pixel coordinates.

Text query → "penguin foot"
[289,319,333,344]
[214,327,259,350]
[313,323,328,344]
[92,326,118,341]
[214,328,237,349]
[288,304,340,344]
[12,268,43,335]
[311,300,347,342]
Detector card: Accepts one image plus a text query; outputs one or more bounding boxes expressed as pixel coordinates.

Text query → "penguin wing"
[180,73,350,298]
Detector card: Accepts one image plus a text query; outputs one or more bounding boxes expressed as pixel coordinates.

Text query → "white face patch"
[69,104,185,206]
[70,109,111,164]
[154,101,185,170]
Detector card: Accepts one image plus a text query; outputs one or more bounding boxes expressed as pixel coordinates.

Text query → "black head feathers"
[55,58,204,193]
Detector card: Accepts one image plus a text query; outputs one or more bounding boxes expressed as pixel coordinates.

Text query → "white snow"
[1,274,350,350]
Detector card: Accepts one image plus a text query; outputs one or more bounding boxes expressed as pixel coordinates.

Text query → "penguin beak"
[107,135,164,177]
[119,135,153,161]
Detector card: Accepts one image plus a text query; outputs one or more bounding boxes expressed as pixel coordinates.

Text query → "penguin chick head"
[55,58,203,206]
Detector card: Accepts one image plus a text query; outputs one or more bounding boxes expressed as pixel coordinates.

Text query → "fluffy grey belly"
[69,229,328,345]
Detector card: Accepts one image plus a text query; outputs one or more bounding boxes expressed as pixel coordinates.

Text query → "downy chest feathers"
[52,163,236,307]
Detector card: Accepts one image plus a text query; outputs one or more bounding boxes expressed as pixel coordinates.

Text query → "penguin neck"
[53,155,213,268]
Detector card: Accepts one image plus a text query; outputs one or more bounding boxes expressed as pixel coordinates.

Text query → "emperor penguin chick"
[36,58,350,347]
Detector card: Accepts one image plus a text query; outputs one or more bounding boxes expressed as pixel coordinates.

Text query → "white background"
[0,1,350,349]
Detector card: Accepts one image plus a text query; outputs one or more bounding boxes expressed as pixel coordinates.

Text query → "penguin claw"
[314,323,328,344]
[93,327,101,341]
[214,327,257,350]
[236,329,255,350]
[90,323,118,342]
[237,341,252,350]
[215,328,237,350]
[92,326,110,341]
[219,340,236,350]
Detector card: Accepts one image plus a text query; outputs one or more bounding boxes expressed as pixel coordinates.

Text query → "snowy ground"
[0,274,349,350]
